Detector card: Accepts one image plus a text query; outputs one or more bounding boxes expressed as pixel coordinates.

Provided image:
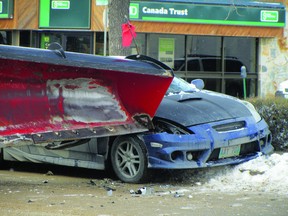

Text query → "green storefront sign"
[39,0,91,29]
[0,0,13,19]
[129,1,285,27]
[261,10,279,22]
[51,1,70,9]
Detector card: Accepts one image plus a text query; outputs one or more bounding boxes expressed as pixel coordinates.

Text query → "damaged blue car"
[144,77,273,169]
[0,77,273,183]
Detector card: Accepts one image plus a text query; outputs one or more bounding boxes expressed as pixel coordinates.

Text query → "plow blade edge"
[0,45,173,147]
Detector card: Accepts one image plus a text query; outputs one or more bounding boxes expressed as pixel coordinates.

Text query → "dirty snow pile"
[197,153,288,195]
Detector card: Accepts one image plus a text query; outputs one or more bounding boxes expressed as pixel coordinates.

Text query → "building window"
[38,32,93,54]
[0,31,12,45]
[20,31,31,47]
[142,33,258,98]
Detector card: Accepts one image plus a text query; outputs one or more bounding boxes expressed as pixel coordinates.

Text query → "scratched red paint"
[0,58,172,137]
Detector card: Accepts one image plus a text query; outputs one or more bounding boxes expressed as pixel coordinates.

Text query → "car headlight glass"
[153,118,192,135]
[241,100,262,123]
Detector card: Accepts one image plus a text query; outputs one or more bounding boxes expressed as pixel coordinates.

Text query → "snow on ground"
[193,153,288,195]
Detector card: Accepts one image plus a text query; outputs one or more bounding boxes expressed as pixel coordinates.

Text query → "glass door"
[39,32,93,54]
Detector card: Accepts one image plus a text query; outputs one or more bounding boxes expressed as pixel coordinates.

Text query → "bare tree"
[108,0,130,56]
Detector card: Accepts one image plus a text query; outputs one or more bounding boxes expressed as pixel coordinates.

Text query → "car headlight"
[241,100,262,123]
[153,118,192,135]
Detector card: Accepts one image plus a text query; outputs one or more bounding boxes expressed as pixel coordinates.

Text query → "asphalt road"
[0,162,287,216]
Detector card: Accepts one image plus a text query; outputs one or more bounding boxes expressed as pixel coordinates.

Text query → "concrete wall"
[259,6,288,97]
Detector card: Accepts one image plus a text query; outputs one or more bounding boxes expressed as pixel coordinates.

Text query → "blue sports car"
[0,77,273,183]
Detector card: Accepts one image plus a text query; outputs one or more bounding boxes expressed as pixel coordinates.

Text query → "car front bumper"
[144,117,273,169]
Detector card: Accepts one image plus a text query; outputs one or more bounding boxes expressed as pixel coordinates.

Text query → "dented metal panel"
[0,45,173,147]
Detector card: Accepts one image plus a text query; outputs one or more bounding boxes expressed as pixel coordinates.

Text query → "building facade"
[0,0,287,98]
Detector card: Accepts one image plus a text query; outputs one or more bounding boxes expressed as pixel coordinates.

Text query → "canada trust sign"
[142,7,188,16]
[129,1,285,28]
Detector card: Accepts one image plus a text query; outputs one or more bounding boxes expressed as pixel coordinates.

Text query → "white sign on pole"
[96,0,108,6]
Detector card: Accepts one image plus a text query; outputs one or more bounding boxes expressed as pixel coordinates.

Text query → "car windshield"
[166,77,197,95]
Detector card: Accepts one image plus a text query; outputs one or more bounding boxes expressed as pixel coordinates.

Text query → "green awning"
[129,0,286,27]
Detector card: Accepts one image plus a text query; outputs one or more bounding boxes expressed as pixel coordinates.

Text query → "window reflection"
[39,32,92,54]
[145,34,257,98]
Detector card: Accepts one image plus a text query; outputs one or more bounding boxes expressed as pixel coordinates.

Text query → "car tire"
[110,135,148,183]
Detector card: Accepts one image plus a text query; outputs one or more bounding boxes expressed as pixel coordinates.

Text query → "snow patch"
[198,153,288,195]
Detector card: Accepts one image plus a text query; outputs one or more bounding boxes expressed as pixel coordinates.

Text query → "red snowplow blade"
[0,44,173,147]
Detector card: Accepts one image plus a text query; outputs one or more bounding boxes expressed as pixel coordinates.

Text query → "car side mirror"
[191,79,205,90]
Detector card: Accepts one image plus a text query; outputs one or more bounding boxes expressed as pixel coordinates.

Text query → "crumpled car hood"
[155,90,252,126]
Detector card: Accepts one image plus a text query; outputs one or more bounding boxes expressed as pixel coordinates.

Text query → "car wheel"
[110,135,148,183]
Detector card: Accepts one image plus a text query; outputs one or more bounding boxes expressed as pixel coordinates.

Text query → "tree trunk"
[108,0,130,56]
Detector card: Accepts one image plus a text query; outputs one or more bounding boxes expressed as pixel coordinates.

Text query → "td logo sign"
[129,3,139,19]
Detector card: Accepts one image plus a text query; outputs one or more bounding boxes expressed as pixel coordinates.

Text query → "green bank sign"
[129,1,285,27]
[0,0,13,19]
[39,0,90,29]
[51,1,70,9]
[261,10,279,22]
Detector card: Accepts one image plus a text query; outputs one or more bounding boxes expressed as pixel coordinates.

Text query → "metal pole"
[243,78,247,99]
[103,5,108,56]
